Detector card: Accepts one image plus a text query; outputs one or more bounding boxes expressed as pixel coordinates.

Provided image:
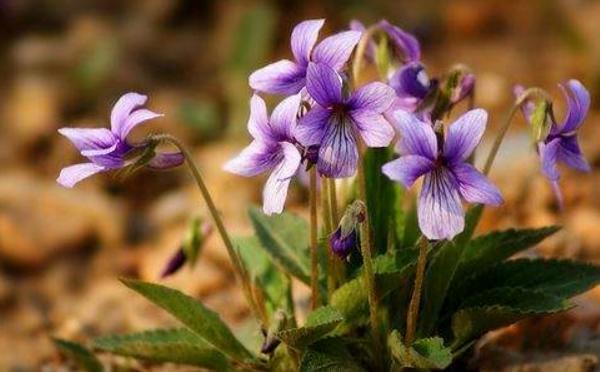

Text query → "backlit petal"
[249,60,306,95]
[444,109,487,163]
[418,168,464,240]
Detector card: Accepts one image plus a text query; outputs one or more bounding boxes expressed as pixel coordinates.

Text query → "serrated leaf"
[453,226,560,286]
[277,306,343,349]
[94,329,230,370]
[451,288,572,347]
[299,339,366,372]
[331,249,420,331]
[388,331,452,370]
[448,258,600,311]
[53,338,103,372]
[121,279,254,362]
[248,206,311,284]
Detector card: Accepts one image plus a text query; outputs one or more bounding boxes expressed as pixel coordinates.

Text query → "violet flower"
[382,109,503,240]
[295,62,396,178]
[249,19,362,95]
[224,94,303,215]
[516,80,591,205]
[57,92,184,188]
[330,228,358,259]
[388,62,433,112]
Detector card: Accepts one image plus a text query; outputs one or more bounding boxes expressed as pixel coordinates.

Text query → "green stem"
[405,238,428,345]
[327,178,339,224]
[321,177,337,299]
[309,167,320,309]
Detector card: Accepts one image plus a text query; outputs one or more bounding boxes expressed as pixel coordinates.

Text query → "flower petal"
[295,105,330,146]
[270,93,301,140]
[351,110,395,147]
[224,140,280,177]
[312,30,362,71]
[444,108,487,163]
[111,92,148,137]
[539,139,560,181]
[58,127,115,153]
[382,155,434,188]
[378,20,421,62]
[247,94,272,141]
[249,59,306,95]
[317,119,358,178]
[392,110,437,159]
[119,109,163,140]
[348,82,396,113]
[451,162,503,205]
[291,19,324,65]
[56,162,107,188]
[306,62,343,106]
[418,168,464,240]
[558,135,590,172]
[147,152,185,170]
[389,62,430,99]
[558,79,590,134]
[262,142,301,215]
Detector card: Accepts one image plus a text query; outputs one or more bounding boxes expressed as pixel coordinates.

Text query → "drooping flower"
[160,220,213,278]
[295,62,396,178]
[515,80,591,206]
[388,62,434,112]
[57,92,184,188]
[249,19,362,95]
[224,94,303,215]
[329,200,365,259]
[382,109,503,240]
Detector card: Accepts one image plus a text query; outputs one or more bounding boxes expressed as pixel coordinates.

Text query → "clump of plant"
[53,18,600,371]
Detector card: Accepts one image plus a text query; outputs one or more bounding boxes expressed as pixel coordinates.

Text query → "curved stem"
[352,25,380,86]
[309,167,320,309]
[405,237,428,345]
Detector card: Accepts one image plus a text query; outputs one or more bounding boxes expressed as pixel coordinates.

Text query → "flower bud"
[261,309,287,354]
[330,201,366,259]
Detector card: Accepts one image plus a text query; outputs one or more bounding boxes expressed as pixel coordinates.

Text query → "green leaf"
[53,338,103,372]
[388,331,452,370]
[449,258,600,311]
[363,147,397,253]
[94,329,230,370]
[121,279,254,362]
[331,249,420,331]
[248,206,311,284]
[453,226,561,286]
[277,306,343,349]
[451,287,572,347]
[299,339,366,372]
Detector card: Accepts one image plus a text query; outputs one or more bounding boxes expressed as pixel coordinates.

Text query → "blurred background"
[1,0,600,370]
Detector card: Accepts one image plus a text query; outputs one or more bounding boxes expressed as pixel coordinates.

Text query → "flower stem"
[327,178,339,224]
[309,167,320,309]
[352,25,380,86]
[321,177,337,299]
[405,237,428,345]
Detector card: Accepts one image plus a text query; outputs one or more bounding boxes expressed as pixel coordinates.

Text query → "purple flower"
[517,80,591,205]
[330,228,358,259]
[249,19,362,95]
[160,248,187,278]
[378,20,421,63]
[382,109,503,240]
[224,94,303,215]
[295,63,396,178]
[388,62,433,112]
[57,92,184,188]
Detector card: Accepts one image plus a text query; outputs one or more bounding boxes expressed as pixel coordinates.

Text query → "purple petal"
[291,19,324,66]
[312,30,362,71]
[306,63,343,106]
[558,79,590,134]
[378,20,421,62]
[57,162,107,188]
[351,110,395,147]
[262,142,301,215]
[147,152,185,170]
[389,62,430,99]
[295,105,330,146]
[111,92,148,137]
[81,142,118,157]
[160,249,187,278]
[247,94,272,141]
[382,155,434,188]
[539,139,560,181]
[558,135,590,172]
[224,140,280,177]
[444,109,487,163]
[418,168,464,240]
[119,109,163,140]
[392,110,437,159]
[451,162,503,205]
[249,60,306,95]
[270,93,301,140]
[348,82,396,113]
[451,73,475,104]
[58,127,116,153]
[317,119,359,178]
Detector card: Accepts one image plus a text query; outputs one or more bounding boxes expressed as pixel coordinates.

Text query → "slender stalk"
[352,25,379,86]
[327,178,339,224]
[405,237,428,345]
[321,177,337,298]
[309,167,320,309]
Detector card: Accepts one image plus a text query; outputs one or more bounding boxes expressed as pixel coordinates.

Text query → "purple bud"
[160,248,187,278]
[451,73,475,104]
[330,227,358,259]
[304,145,320,167]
